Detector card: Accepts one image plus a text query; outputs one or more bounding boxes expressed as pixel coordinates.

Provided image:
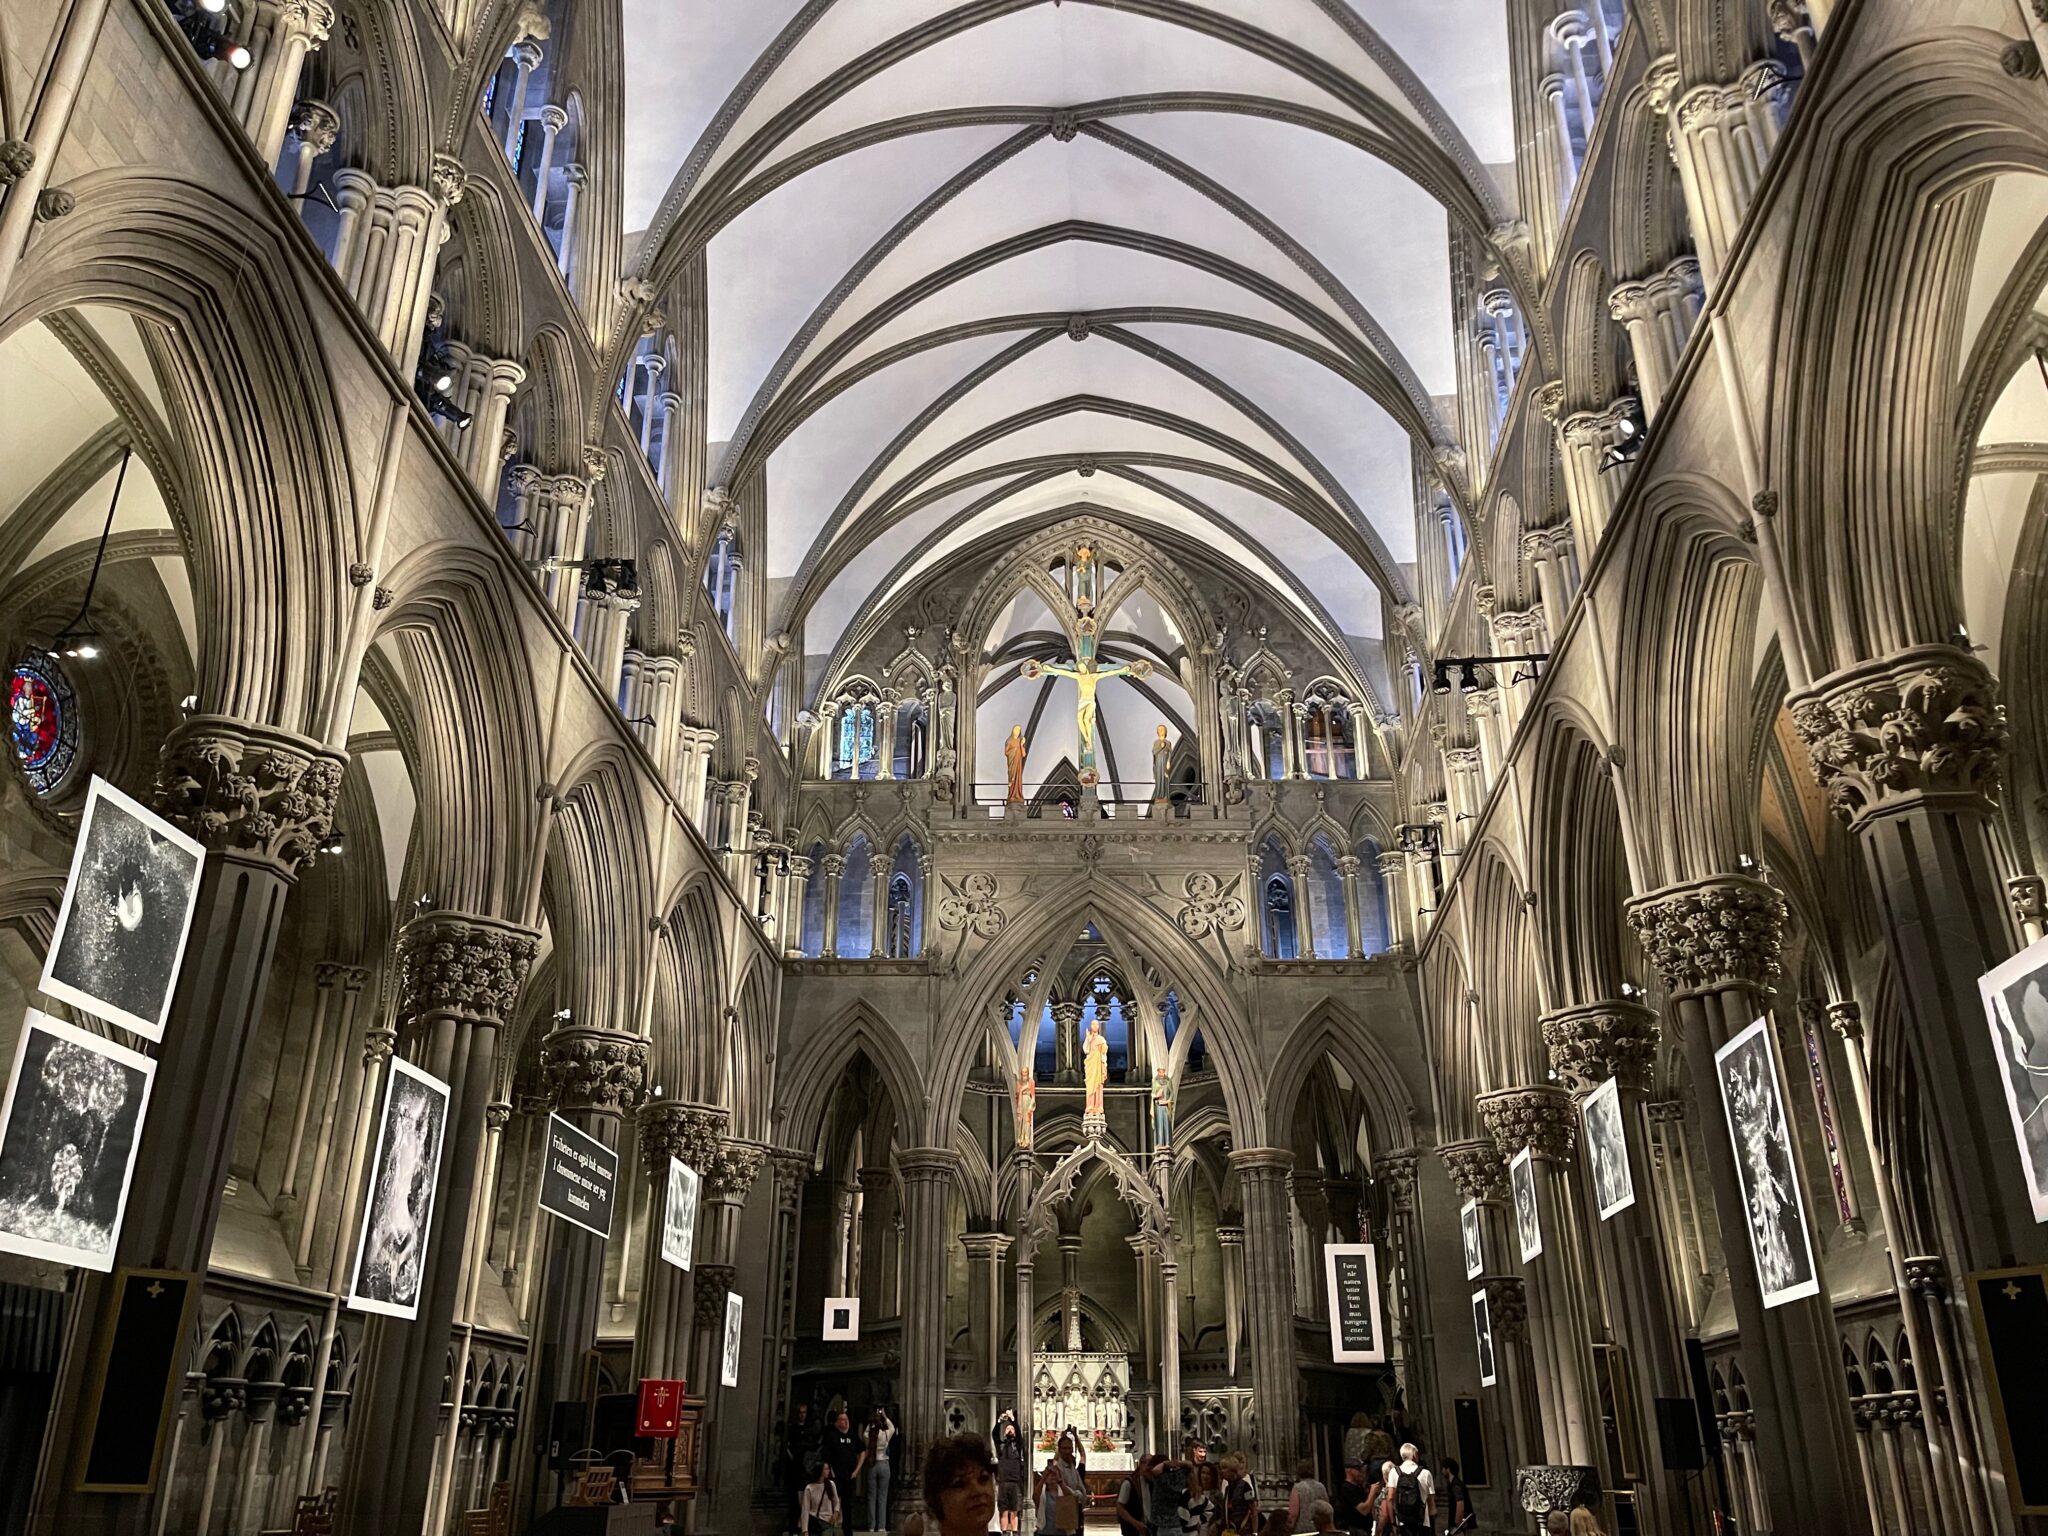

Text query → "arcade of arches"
[3,1,2048,1534]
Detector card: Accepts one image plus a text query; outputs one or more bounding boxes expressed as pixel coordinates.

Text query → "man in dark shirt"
[819,1409,864,1493]
[1333,1462,1376,1534]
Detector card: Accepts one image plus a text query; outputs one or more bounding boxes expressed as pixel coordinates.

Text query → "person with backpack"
[1380,1445,1433,1536]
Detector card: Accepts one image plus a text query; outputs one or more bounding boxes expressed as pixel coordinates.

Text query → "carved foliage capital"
[1790,647,2006,824]
[1625,874,1786,997]
[1479,1086,1577,1161]
[707,1138,768,1205]
[1541,1002,1659,1092]
[1437,1138,1506,1202]
[541,1026,649,1114]
[155,717,347,877]
[395,912,538,1027]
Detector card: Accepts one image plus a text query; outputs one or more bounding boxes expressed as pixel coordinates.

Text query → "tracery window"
[10,655,79,796]
[834,703,878,780]
[1264,873,1299,960]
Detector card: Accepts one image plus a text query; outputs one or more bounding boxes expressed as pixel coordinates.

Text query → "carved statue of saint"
[1015,1067,1037,1148]
[1151,724,1172,806]
[1073,544,1098,613]
[1083,1018,1109,1118]
[1152,1063,1173,1146]
[1005,724,1029,804]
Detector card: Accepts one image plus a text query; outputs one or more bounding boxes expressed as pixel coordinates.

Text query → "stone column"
[962,1232,1013,1420]
[1537,382,1640,560]
[280,961,345,1223]
[687,1138,765,1514]
[244,0,335,167]
[1377,1151,1438,1447]
[757,1148,813,1484]
[1626,875,1867,1535]
[1159,1241,1184,1447]
[1441,1139,1545,1474]
[501,40,544,156]
[1228,1148,1298,1475]
[859,1166,902,1319]
[1607,258,1704,419]
[1014,1161,1040,1442]
[1377,851,1412,952]
[898,1148,959,1468]
[293,963,367,1275]
[342,911,538,1533]
[1791,649,2045,1271]
[282,99,339,198]
[632,1101,728,1381]
[1215,1224,1244,1378]
[332,156,465,367]
[1444,748,1485,852]
[1668,62,1795,287]
[512,1024,649,1528]
[819,854,845,958]
[1336,854,1365,958]
[528,103,567,221]
[557,165,586,278]
[1479,1087,1605,1473]
[1542,1001,1697,1535]
[463,359,527,504]
[1286,854,1319,959]
[1056,1230,1085,1350]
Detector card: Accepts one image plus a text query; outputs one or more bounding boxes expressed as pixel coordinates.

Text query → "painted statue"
[1151,724,1172,806]
[1073,544,1099,613]
[1082,1018,1109,1118]
[1151,1063,1173,1145]
[1015,1067,1037,1148]
[1005,724,1029,804]
[1021,618,1152,787]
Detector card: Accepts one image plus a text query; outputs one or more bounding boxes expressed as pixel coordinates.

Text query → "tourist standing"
[1036,1436,1087,1536]
[865,1408,897,1532]
[821,1409,865,1497]
[1436,1460,1470,1533]
[801,1464,843,1536]
[1117,1454,1162,1536]
[1380,1446,1432,1536]
[1287,1460,1328,1533]
[995,1418,1029,1534]
[1332,1462,1376,1534]
[1219,1456,1258,1536]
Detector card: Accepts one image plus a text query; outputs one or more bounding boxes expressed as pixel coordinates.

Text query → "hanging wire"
[48,444,132,658]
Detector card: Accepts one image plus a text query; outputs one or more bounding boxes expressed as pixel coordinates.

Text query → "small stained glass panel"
[9,656,78,795]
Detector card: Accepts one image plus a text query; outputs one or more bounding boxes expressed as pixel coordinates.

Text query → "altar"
[1031,1351,1134,1470]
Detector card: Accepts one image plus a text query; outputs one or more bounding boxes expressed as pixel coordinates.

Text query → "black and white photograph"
[347,1057,451,1319]
[721,1290,744,1387]
[1511,1144,1542,1262]
[1472,1287,1497,1388]
[0,1010,155,1271]
[1716,1016,1821,1308]
[1583,1076,1636,1220]
[39,776,206,1043]
[1460,1198,1483,1280]
[1979,935,2048,1223]
[823,1296,860,1341]
[661,1155,698,1270]
[1323,1243,1385,1363]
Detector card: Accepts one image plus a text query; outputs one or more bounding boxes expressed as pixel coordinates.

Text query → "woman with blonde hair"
[1569,1509,1607,1536]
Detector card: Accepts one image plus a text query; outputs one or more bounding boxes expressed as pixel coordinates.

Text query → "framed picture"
[1472,1287,1497,1388]
[823,1296,860,1341]
[1323,1243,1386,1363]
[1583,1076,1637,1220]
[1460,1197,1483,1280]
[538,1113,619,1239]
[1715,1016,1821,1308]
[347,1056,451,1319]
[1978,935,2048,1223]
[0,1010,156,1270]
[721,1289,744,1387]
[661,1156,698,1271]
[1511,1145,1542,1262]
[39,777,205,1042]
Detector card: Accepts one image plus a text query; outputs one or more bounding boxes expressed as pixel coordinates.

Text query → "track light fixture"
[1433,653,1551,696]
[319,830,345,856]
[1598,401,1650,472]
[168,0,249,68]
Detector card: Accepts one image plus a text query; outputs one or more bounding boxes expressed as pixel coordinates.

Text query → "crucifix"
[1021,615,1152,786]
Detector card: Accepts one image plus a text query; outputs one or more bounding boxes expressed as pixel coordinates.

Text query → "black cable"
[53,444,131,649]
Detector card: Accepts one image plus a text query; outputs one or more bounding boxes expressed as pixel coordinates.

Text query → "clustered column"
[897,1148,960,1467]
[1227,1148,1298,1476]
[1440,1138,1544,1475]
[632,1101,728,1382]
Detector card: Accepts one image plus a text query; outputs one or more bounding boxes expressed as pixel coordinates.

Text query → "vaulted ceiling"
[621,0,1515,673]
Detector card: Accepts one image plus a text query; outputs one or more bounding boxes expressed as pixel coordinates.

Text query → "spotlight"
[1737,853,1757,874]
[553,1007,572,1024]
[434,369,455,393]
[319,831,345,856]
[1620,981,1641,1000]
[1457,661,1482,694]
[180,694,198,713]
[1431,662,1453,696]
[198,0,226,10]
[225,41,251,68]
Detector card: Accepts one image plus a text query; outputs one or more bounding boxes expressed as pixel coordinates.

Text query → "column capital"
[155,716,347,878]
[857,1164,895,1198]
[430,152,467,208]
[1478,1085,1577,1161]
[961,1230,1014,1260]
[707,1138,768,1206]
[1534,380,1567,424]
[510,37,546,71]
[1214,1224,1244,1247]
[638,1099,723,1174]
[1625,873,1786,997]
[1226,1146,1294,1183]
[485,1101,512,1131]
[2008,875,2046,931]
[1645,1100,1686,1125]
[541,1024,649,1114]
[768,1145,811,1212]
[1335,854,1363,877]
[1437,1137,1507,1202]
[278,0,335,41]
[288,99,341,155]
[897,1146,960,1185]
[1376,1149,1420,1213]
[1789,644,2006,825]
[1824,999,1864,1043]
[395,911,539,1028]
[1540,1001,1659,1092]
[537,102,569,134]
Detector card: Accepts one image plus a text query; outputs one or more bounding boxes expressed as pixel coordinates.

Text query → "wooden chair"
[291,1490,337,1535]
[569,1468,616,1507]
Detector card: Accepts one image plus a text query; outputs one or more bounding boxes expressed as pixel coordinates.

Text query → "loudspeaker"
[1656,1397,1706,1471]
[592,1392,641,1456]
[1684,1336,1723,1460]
[548,1399,589,1469]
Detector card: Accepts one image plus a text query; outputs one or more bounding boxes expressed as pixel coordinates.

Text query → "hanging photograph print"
[1583,1077,1636,1220]
[823,1296,860,1341]
[1510,1145,1542,1262]
[661,1155,698,1270]
[0,1010,156,1271]
[1978,935,2048,1223]
[1471,1287,1497,1388]
[1715,1016,1821,1308]
[1323,1243,1386,1363]
[721,1290,744,1387]
[347,1057,450,1319]
[1460,1198,1483,1280]
[39,777,205,1043]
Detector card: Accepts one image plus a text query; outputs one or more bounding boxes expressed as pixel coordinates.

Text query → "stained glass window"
[9,656,78,795]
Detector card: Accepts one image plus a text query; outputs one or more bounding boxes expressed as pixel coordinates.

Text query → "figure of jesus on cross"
[1021,615,1152,786]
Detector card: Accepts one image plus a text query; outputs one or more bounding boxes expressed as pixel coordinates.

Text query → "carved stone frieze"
[707,1138,768,1206]
[541,1025,649,1114]
[155,716,348,876]
[1624,874,1786,997]
[1484,1276,1529,1342]
[1478,1086,1577,1162]
[767,1146,812,1214]
[1438,1138,1507,1202]
[1789,645,2006,824]
[1540,1002,1659,1092]
[394,912,538,1028]
[935,871,1006,939]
